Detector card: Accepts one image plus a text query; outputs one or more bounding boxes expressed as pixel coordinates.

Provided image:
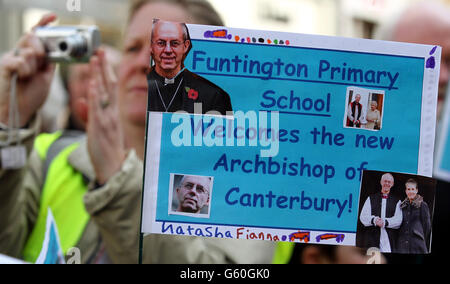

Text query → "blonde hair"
[128,0,224,26]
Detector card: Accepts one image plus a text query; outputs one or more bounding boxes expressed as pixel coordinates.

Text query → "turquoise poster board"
[142,23,439,246]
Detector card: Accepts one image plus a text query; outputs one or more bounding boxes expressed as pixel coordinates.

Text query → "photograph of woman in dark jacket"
[396,179,432,254]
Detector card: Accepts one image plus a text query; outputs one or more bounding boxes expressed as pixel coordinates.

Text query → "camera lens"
[59,41,68,52]
[63,34,88,58]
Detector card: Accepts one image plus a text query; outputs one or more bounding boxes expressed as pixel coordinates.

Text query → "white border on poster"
[142,112,163,233]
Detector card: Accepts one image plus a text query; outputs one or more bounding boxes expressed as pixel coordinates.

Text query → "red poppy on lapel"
[185,87,199,100]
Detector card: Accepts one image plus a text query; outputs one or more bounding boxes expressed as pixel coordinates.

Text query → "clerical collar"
[159,68,186,85]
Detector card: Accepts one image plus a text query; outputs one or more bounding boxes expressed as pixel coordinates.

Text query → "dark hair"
[405,178,418,188]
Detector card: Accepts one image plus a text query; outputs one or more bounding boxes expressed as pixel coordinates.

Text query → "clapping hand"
[85,49,126,185]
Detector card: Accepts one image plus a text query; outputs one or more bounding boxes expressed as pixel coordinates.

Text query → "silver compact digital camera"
[35,26,101,63]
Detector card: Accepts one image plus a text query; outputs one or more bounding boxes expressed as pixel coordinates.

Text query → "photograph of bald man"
[170,174,213,217]
[148,20,232,115]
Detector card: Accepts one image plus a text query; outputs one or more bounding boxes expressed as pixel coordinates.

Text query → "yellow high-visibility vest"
[272,242,295,264]
[22,132,89,263]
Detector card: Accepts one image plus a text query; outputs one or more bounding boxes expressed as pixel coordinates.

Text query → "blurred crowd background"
[2,0,450,54]
[3,0,449,133]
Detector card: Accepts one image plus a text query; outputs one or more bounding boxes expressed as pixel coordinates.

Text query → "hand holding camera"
[0,13,124,180]
[0,14,57,127]
[0,13,100,128]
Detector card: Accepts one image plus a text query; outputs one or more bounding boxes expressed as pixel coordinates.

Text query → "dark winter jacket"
[396,195,432,254]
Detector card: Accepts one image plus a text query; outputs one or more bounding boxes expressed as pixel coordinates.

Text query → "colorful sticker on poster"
[141,21,439,249]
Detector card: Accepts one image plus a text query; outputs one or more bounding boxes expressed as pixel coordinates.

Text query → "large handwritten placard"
[142,23,439,246]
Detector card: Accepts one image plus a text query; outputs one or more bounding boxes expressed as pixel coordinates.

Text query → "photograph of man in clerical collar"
[169,174,213,218]
[344,87,385,131]
[346,92,365,128]
[356,172,402,253]
[148,19,233,115]
[356,170,435,254]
